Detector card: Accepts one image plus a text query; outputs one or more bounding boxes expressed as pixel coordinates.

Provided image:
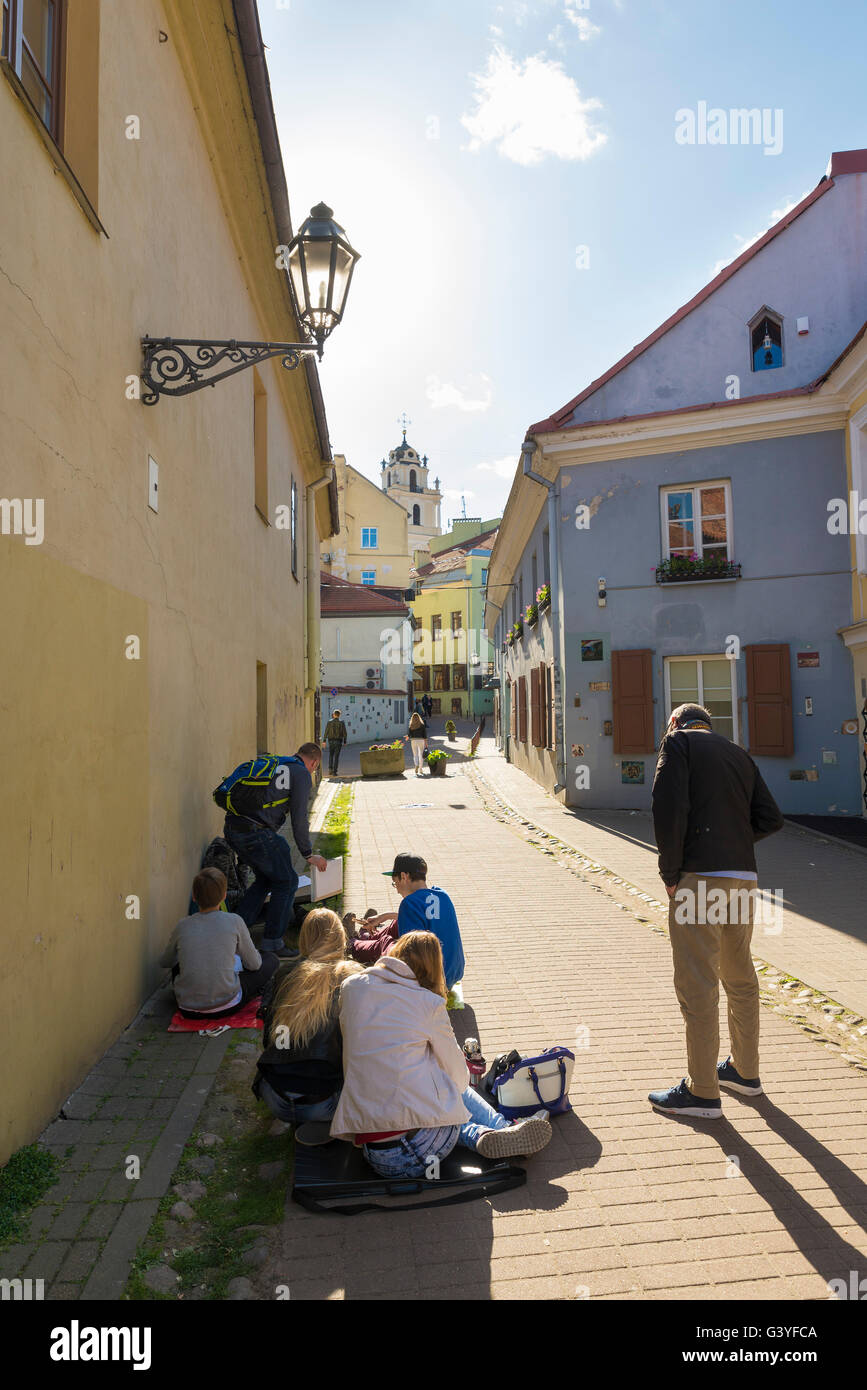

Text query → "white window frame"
[361,570,376,586]
[361,526,378,549]
[660,479,733,562]
[664,654,740,744]
[850,403,867,577]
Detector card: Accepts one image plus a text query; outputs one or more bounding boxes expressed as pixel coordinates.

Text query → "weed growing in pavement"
[0,1144,59,1244]
[125,1035,288,1301]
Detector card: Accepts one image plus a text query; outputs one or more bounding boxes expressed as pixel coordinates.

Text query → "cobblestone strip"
[0,993,230,1301]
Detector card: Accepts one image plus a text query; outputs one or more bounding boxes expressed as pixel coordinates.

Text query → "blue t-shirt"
[397,886,465,990]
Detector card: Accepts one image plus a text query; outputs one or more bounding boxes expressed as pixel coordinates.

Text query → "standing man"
[221,744,327,958]
[423,692,433,720]
[322,709,348,777]
[649,703,784,1119]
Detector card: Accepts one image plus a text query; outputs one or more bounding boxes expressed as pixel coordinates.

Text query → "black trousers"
[174,952,279,1019]
[327,739,344,774]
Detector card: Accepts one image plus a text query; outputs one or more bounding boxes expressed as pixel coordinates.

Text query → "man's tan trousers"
[668,873,760,1100]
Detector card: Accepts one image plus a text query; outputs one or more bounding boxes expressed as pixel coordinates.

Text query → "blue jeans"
[258,1077,338,1126]
[362,1087,510,1178]
[224,822,299,948]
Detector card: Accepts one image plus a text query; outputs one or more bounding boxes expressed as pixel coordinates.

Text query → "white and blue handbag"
[485,1047,575,1119]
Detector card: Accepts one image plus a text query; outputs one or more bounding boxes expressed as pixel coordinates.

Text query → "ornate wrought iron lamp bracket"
[140,336,321,405]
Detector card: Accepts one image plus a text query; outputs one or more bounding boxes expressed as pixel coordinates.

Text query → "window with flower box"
[658,480,739,582]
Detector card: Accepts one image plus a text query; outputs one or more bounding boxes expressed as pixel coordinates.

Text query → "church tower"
[380,419,443,562]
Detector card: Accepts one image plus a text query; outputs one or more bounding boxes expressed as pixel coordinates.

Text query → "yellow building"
[411,525,499,720]
[0,0,339,1160]
[323,453,412,591]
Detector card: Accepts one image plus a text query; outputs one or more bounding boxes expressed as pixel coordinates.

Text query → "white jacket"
[330,956,470,1141]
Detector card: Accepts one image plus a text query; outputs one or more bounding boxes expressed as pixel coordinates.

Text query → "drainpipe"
[306,470,334,709]
[522,440,566,795]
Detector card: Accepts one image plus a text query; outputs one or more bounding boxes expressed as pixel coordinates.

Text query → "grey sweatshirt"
[160,910,261,1012]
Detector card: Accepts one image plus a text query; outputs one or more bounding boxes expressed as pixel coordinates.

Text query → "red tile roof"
[528,174,839,436]
[321,571,410,617]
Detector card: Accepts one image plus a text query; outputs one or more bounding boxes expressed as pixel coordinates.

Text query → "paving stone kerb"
[468,746,867,1022]
[272,748,867,1302]
[0,993,230,1301]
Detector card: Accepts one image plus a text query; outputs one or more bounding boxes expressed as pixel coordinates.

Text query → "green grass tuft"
[0,1144,59,1243]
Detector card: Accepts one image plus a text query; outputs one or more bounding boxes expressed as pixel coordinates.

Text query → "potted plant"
[525,601,538,628]
[426,749,450,777]
[359,739,405,777]
[655,552,741,584]
[512,617,524,641]
[536,583,551,612]
[445,719,457,741]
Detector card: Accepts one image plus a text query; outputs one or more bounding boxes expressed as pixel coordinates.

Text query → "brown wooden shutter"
[611,649,655,754]
[517,675,528,742]
[546,664,555,749]
[745,643,793,756]
[510,681,517,737]
[537,663,548,749]
[530,667,542,747]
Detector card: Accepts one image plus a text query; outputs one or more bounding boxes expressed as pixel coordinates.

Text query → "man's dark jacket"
[224,754,313,856]
[651,729,784,886]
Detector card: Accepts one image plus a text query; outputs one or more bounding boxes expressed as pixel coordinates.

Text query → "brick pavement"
[271,753,867,1301]
[468,744,867,1020]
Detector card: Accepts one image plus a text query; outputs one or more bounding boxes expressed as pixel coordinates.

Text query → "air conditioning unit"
[365,666,382,690]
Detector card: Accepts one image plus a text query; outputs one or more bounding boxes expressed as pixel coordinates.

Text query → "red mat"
[168,998,263,1033]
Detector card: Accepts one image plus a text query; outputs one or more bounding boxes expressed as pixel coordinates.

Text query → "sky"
[259,0,867,530]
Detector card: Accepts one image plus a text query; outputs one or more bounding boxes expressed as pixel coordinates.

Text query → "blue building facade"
[487,151,867,814]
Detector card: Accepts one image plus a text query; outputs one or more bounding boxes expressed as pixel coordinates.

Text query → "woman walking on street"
[405,709,428,776]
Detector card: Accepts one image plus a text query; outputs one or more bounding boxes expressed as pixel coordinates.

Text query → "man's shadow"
[668,1093,867,1289]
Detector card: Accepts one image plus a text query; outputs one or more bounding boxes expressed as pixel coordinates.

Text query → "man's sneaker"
[476,1115,552,1160]
[648,1077,722,1119]
[718,1057,763,1097]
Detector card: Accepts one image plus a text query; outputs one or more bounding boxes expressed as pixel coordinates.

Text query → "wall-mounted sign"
[581,639,604,662]
[589,681,610,692]
[571,744,585,757]
[842,719,858,735]
[621,761,645,785]
[822,749,838,765]
[797,651,820,668]
[603,720,613,736]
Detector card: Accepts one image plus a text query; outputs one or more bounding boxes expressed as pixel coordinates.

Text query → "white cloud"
[477,455,518,479]
[443,488,477,501]
[461,47,606,166]
[565,5,601,40]
[426,373,493,412]
[710,192,808,277]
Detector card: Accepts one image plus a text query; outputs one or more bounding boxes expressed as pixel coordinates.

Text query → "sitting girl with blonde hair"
[330,930,552,1174]
[254,908,362,1125]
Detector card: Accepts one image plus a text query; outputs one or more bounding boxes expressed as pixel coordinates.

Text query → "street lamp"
[285,202,360,355]
[141,202,360,404]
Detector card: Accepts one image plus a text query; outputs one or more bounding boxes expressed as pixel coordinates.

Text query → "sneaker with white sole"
[718,1057,763,1096]
[476,1115,552,1160]
[648,1077,722,1119]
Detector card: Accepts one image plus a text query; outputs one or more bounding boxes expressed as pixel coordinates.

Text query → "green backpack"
[212,755,295,821]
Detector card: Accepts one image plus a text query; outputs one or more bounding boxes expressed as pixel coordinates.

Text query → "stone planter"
[360,747,405,777]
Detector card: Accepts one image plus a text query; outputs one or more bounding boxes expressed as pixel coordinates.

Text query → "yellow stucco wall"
[325,456,412,589]
[0,0,326,1159]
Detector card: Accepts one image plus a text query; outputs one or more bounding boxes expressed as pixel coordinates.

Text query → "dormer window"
[749,307,783,372]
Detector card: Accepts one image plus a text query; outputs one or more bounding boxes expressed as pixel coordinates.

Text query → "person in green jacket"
[322,709,348,777]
